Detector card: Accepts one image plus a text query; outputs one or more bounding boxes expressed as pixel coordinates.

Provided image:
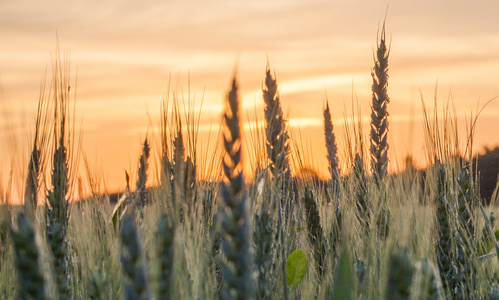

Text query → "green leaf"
[332,245,356,300]
[477,229,499,257]
[296,226,306,233]
[286,249,308,287]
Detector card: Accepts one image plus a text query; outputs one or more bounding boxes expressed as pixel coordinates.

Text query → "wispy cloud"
[2,0,499,190]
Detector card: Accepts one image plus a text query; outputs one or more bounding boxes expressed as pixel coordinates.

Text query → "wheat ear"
[156,214,175,299]
[135,138,150,209]
[88,268,106,300]
[435,161,454,294]
[324,101,340,185]
[262,64,292,193]
[46,53,72,299]
[454,166,477,299]
[384,248,414,300]
[25,79,49,218]
[370,23,390,183]
[324,100,342,257]
[411,259,444,300]
[218,78,255,299]
[11,213,47,300]
[120,214,150,300]
[263,65,291,300]
[303,186,326,279]
[24,145,40,218]
[354,154,370,234]
[172,129,185,221]
[254,194,277,299]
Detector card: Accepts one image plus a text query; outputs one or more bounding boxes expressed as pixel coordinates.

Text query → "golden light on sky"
[2,0,499,196]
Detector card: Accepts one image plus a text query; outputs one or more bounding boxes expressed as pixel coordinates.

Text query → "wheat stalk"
[254,186,278,299]
[370,24,393,235]
[46,49,74,299]
[478,212,495,253]
[324,100,342,257]
[263,65,292,300]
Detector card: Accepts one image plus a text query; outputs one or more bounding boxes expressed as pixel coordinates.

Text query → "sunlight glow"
[2,0,499,196]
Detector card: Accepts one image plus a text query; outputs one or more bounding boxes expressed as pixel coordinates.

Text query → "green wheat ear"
[411,259,444,300]
[331,243,356,300]
[46,57,72,299]
[120,214,150,300]
[263,64,292,299]
[353,154,370,235]
[88,268,106,300]
[254,193,278,299]
[217,78,255,299]
[303,186,326,279]
[156,214,175,299]
[24,92,48,219]
[135,138,150,209]
[435,161,454,294]
[324,100,342,256]
[11,213,47,300]
[454,166,477,299]
[24,145,40,219]
[323,101,340,187]
[384,248,414,300]
[172,128,186,222]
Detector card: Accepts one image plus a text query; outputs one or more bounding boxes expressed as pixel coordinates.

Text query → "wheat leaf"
[286,250,308,287]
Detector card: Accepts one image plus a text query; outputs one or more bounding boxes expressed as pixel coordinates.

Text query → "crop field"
[1,24,499,300]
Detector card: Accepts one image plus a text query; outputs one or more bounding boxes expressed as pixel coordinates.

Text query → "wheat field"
[1,24,499,300]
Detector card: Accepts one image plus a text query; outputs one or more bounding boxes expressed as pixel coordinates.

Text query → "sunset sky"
[2,0,499,196]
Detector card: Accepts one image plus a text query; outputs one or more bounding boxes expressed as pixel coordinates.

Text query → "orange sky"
[2,1,499,197]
